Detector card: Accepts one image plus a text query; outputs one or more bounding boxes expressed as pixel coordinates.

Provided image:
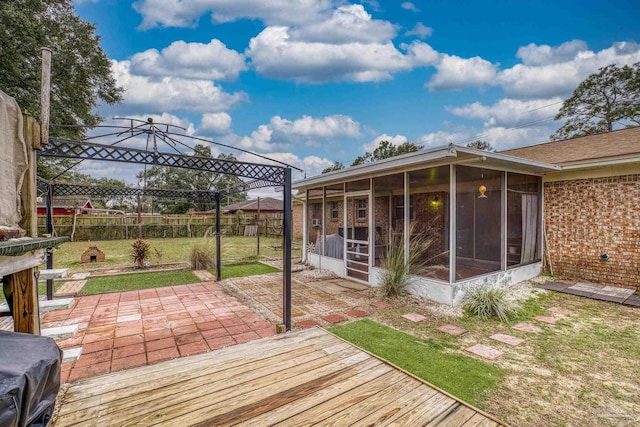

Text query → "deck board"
[52,328,506,427]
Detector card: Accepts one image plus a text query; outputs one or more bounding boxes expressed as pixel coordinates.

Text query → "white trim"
[449,164,456,284]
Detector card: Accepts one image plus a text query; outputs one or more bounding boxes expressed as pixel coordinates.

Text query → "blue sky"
[73,0,640,192]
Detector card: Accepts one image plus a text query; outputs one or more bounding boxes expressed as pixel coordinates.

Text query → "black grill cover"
[0,330,62,427]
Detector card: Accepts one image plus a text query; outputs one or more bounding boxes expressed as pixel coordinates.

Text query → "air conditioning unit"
[312,218,322,227]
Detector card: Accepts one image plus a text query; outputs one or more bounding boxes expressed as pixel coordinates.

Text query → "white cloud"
[361,133,408,152]
[427,54,498,91]
[516,40,588,66]
[406,22,433,39]
[247,26,419,83]
[498,41,640,98]
[446,97,563,128]
[200,112,232,135]
[400,2,420,12]
[289,5,397,44]
[228,114,361,152]
[130,39,246,81]
[133,0,333,29]
[111,60,248,112]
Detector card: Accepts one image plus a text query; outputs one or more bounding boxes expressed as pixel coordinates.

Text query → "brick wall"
[293,202,304,240]
[544,174,639,289]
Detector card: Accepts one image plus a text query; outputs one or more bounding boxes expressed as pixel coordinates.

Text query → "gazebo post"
[215,192,222,281]
[282,168,292,331]
[45,185,54,300]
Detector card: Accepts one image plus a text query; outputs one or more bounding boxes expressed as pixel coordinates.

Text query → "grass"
[217,262,279,280]
[79,270,199,295]
[47,236,301,271]
[330,319,504,407]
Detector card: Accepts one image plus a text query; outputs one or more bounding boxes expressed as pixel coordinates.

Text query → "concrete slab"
[489,333,524,346]
[623,295,640,307]
[39,298,75,313]
[39,269,68,280]
[437,324,468,336]
[402,313,426,323]
[601,286,634,297]
[465,344,503,360]
[571,283,605,292]
[42,324,78,339]
[534,315,558,324]
[562,288,594,298]
[327,279,369,291]
[590,294,627,304]
[70,272,91,280]
[512,322,543,333]
[547,307,576,316]
[538,282,570,292]
[62,347,82,363]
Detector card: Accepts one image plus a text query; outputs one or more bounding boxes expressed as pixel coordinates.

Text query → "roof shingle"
[500,126,640,165]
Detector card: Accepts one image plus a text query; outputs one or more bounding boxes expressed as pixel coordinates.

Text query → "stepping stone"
[295,320,320,329]
[601,286,634,297]
[402,313,426,323]
[345,309,368,318]
[322,314,347,324]
[547,307,576,316]
[437,324,468,336]
[560,299,585,307]
[62,347,82,363]
[371,301,391,309]
[534,315,557,324]
[465,344,503,360]
[193,270,215,282]
[489,333,524,346]
[42,324,78,339]
[512,322,543,333]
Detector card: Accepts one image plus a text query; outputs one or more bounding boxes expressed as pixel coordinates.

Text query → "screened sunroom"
[294,144,559,305]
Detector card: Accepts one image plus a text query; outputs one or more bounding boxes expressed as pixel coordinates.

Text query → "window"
[331,202,339,219]
[357,199,367,219]
[394,195,414,220]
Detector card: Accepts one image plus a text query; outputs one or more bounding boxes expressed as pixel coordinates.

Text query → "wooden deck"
[52,328,506,426]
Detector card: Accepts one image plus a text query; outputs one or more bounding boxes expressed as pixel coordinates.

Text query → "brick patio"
[42,282,275,383]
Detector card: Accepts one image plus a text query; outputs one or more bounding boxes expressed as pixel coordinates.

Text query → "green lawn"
[217,262,280,280]
[79,270,199,295]
[330,319,504,407]
[48,236,301,271]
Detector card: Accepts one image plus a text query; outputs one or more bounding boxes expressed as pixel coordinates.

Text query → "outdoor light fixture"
[430,196,441,208]
[478,185,487,198]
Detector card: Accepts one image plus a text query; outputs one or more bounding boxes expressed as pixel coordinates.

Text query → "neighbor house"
[36,197,93,215]
[292,127,640,305]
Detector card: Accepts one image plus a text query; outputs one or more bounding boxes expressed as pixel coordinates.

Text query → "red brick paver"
[371,301,391,309]
[534,315,558,325]
[345,309,368,318]
[322,314,348,324]
[547,307,577,316]
[296,320,321,329]
[42,282,275,382]
[489,333,524,346]
[465,344,503,360]
[402,313,426,323]
[512,322,543,333]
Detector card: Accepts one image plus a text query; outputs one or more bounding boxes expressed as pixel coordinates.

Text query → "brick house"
[501,126,640,290]
[293,144,556,305]
[292,127,640,304]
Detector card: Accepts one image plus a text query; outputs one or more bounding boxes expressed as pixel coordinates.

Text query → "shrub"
[463,285,515,322]
[379,224,433,297]
[190,244,216,270]
[131,239,151,269]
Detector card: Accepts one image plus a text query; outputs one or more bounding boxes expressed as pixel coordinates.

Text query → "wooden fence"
[37,213,284,241]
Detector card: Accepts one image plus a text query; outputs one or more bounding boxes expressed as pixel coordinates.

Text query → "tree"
[137,145,247,214]
[0,0,122,134]
[351,140,422,166]
[466,140,494,151]
[321,161,345,174]
[551,63,640,140]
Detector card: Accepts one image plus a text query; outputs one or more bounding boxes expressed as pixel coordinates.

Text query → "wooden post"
[256,197,260,257]
[20,114,41,237]
[8,268,40,334]
[40,47,51,146]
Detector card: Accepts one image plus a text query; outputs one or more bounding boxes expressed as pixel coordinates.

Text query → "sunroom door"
[344,192,371,283]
